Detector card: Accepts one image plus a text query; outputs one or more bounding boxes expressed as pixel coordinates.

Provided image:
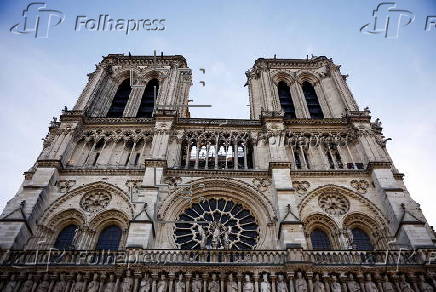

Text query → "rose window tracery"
[318,193,349,216]
[80,190,112,213]
[174,198,259,250]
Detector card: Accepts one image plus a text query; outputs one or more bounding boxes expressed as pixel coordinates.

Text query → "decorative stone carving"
[318,193,349,216]
[243,274,254,292]
[36,274,50,292]
[157,274,168,292]
[175,274,186,292]
[260,274,271,292]
[80,190,112,212]
[121,270,134,292]
[364,274,378,292]
[253,178,272,192]
[313,274,325,292]
[292,181,310,195]
[88,273,100,292]
[330,275,341,292]
[2,274,18,292]
[398,274,414,292]
[58,180,76,193]
[277,275,288,292]
[418,275,434,292]
[20,274,35,292]
[227,274,238,292]
[346,274,360,292]
[295,272,307,292]
[192,274,202,292]
[52,273,67,292]
[72,273,86,292]
[164,176,182,190]
[381,275,395,292]
[209,274,220,292]
[139,274,151,292]
[103,274,116,292]
[350,180,369,194]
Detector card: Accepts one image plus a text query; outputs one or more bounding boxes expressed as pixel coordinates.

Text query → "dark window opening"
[92,153,100,166]
[311,229,331,250]
[294,150,302,169]
[107,79,132,118]
[54,225,78,250]
[352,228,374,250]
[134,153,140,165]
[95,225,122,250]
[326,151,335,169]
[302,81,324,119]
[137,79,158,118]
[277,81,296,119]
[303,150,310,169]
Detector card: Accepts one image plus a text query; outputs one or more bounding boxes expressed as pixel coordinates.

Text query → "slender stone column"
[169,273,175,292]
[254,272,259,292]
[306,272,313,292]
[271,274,276,292]
[185,273,192,292]
[203,273,209,292]
[286,272,295,292]
[152,273,158,292]
[220,273,225,292]
[237,273,242,292]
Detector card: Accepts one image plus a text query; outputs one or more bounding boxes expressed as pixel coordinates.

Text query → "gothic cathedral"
[0,54,435,291]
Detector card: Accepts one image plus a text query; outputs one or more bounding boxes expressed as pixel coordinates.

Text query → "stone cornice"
[367,161,392,170]
[36,159,63,169]
[60,168,145,176]
[290,169,369,177]
[254,56,331,69]
[101,54,188,68]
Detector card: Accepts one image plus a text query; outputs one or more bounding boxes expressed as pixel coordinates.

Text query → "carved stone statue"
[419,275,434,292]
[260,274,271,292]
[52,273,67,292]
[139,274,151,292]
[198,225,207,249]
[313,274,325,292]
[36,274,50,292]
[121,270,134,292]
[71,273,85,292]
[3,274,18,292]
[294,272,307,292]
[364,274,378,292]
[243,274,254,292]
[223,226,232,249]
[175,274,186,292]
[104,274,116,292]
[398,275,414,292]
[208,273,220,292]
[277,275,288,292]
[227,274,238,292]
[381,275,395,292]
[88,273,100,292]
[20,274,35,292]
[347,274,360,292]
[157,274,168,292]
[211,224,221,249]
[330,275,341,292]
[192,274,202,292]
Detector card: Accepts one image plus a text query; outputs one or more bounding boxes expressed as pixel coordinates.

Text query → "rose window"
[80,190,112,213]
[318,193,350,216]
[174,198,259,250]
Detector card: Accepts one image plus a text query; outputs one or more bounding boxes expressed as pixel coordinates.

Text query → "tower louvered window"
[137,79,159,118]
[302,81,324,119]
[277,81,296,119]
[107,79,132,118]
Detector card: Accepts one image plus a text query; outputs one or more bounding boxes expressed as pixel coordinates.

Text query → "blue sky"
[0,0,435,225]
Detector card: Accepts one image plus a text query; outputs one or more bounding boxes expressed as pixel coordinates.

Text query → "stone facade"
[0,54,435,290]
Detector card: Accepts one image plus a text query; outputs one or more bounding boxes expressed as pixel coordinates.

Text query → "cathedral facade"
[0,54,435,291]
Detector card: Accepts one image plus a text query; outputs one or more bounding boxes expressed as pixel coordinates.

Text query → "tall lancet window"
[106,79,132,118]
[277,81,296,119]
[302,81,324,119]
[137,78,159,118]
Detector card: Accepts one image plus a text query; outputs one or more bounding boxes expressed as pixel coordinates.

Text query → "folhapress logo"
[10,2,65,38]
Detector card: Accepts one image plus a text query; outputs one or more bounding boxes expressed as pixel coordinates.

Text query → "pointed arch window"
[107,79,132,118]
[95,225,122,250]
[277,81,296,119]
[302,81,324,119]
[54,224,78,250]
[137,78,159,118]
[352,227,374,250]
[310,228,331,250]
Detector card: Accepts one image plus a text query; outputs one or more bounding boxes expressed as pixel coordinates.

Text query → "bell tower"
[246,56,359,120]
